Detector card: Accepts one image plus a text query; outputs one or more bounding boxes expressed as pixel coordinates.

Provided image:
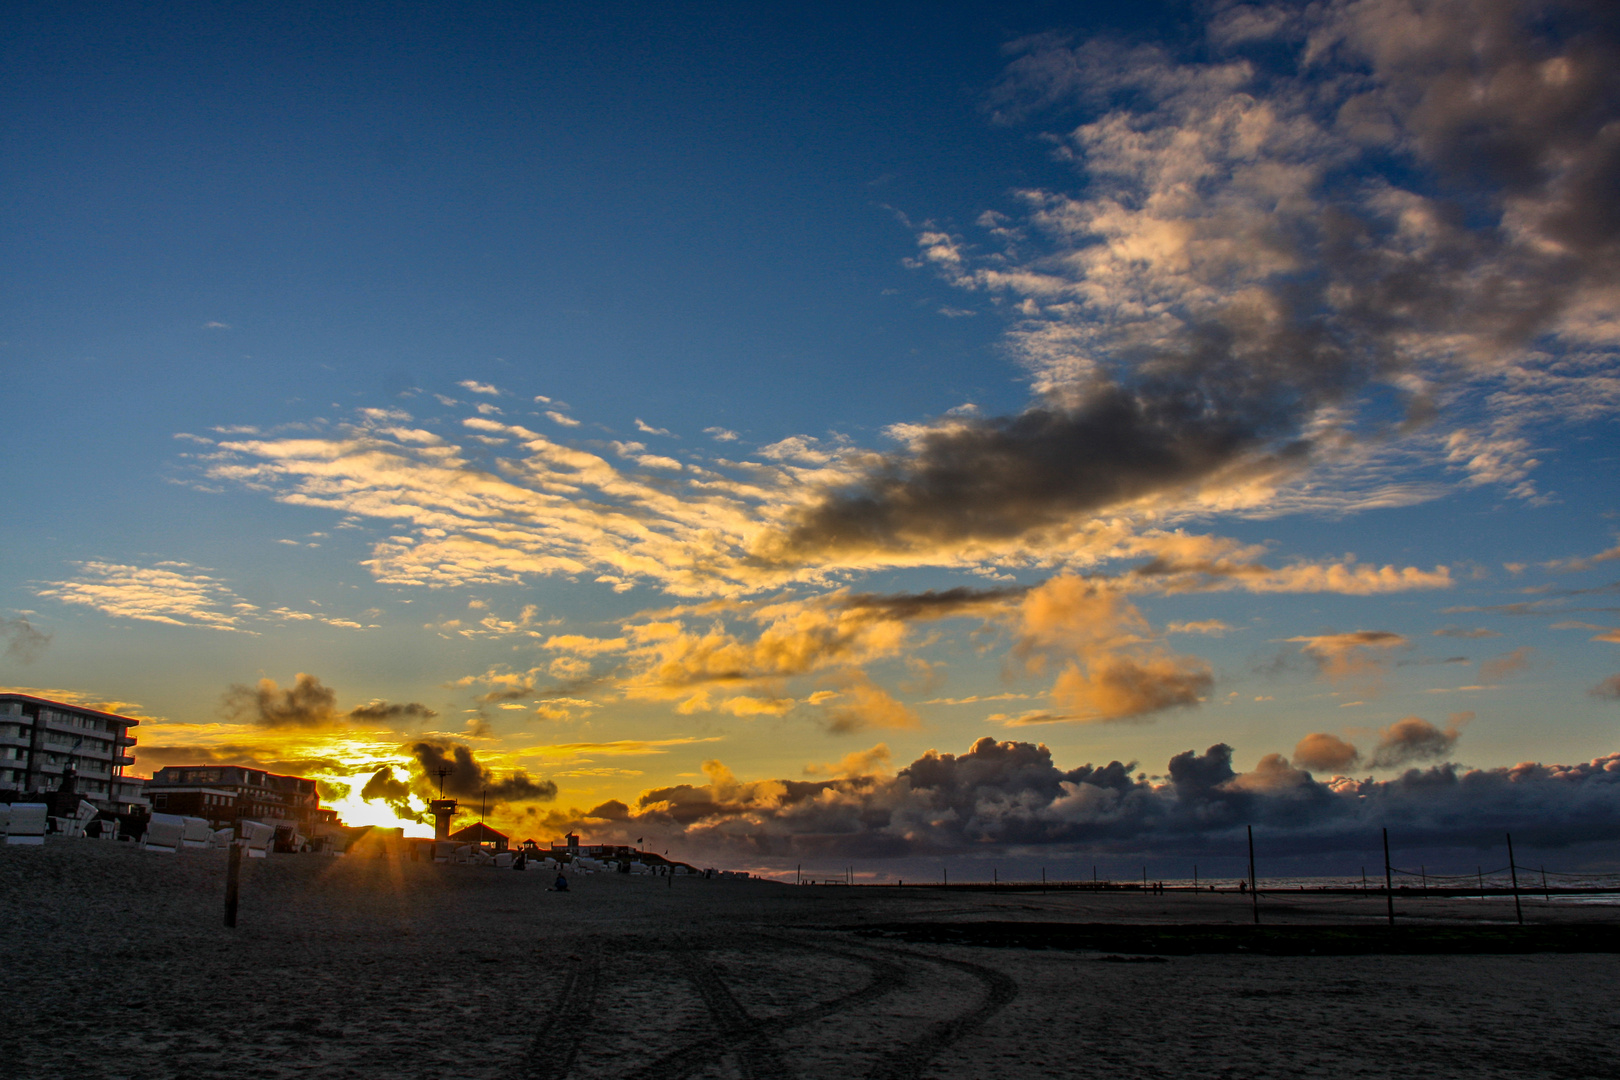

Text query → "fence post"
[224,841,243,928]
[1506,832,1523,925]
[1382,828,1394,926]
[1247,825,1259,925]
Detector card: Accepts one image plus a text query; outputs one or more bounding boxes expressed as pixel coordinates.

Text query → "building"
[448,821,509,852]
[143,765,340,832]
[0,693,146,812]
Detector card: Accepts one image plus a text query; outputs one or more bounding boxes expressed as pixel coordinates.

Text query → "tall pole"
[1507,833,1523,925]
[1541,865,1550,903]
[1247,825,1259,925]
[1382,828,1395,926]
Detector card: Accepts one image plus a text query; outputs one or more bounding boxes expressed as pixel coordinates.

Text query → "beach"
[3,840,1616,1080]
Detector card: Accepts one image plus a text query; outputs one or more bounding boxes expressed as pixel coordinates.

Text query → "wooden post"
[1382,828,1394,926]
[224,841,243,929]
[1506,832,1523,925]
[1194,864,1198,891]
[1478,866,1484,899]
[1142,866,1147,892]
[1541,865,1550,902]
[1247,825,1259,925]
[1041,867,1045,892]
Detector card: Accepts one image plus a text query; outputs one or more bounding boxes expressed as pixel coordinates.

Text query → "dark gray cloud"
[408,740,557,806]
[1367,714,1469,769]
[360,765,419,821]
[533,727,1620,864]
[764,389,1319,562]
[835,585,1030,622]
[223,672,436,730]
[1591,674,1620,700]
[0,616,51,663]
[349,700,438,724]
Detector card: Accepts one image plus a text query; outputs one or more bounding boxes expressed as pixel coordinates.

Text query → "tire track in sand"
[622,935,909,1080]
[674,935,789,1079]
[857,944,1020,1080]
[520,941,603,1080]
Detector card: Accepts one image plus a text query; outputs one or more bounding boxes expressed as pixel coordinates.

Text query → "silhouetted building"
[448,821,509,852]
[144,765,339,831]
[0,693,146,812]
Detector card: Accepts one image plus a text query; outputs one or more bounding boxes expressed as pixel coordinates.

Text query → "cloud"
[747,0,1620,569]
[1434,626,1502,639]
[1479,645,1536,680]
[1368,713,1471,770]
[359,765,418,820]
[1546,542,1620,573]
[408,740,558,806]
[1051,653,1212,722]
[203,321,230,329]
[804,743,893,778]
[458,381,501,396]
[0,617,51,663]
[531,732,1620,864]
[1166,619,1231,636]
[1590,675,1620,701]
[816,677,920,734]
[703,427,740,441]
[223,672,437,730]
[37,561,251,631]
[545,410,580,427]
[635,419,674,437]
[1292,732,1361,773]
[1014,575,1213,722]
[1288,631,1410,685]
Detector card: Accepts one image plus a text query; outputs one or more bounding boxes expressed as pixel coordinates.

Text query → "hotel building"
[0,692,147,812]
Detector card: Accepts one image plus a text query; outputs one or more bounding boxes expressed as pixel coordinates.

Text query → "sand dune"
[3,840,1613,1079]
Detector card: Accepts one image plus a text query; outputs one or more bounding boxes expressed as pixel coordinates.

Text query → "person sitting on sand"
[553,872,569,891]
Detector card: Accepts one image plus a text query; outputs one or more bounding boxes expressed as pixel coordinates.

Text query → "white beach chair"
[239,820,275,858]
[180,817,212,848]
[143,813,186,854]
[210,828,233,848]
[69,799,98,838]
[8,804,47,844]
[494,851,513,868]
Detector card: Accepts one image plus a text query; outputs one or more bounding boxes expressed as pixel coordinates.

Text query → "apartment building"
[0,692,146,812]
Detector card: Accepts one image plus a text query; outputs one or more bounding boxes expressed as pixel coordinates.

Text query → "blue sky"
[4,0,1619,873]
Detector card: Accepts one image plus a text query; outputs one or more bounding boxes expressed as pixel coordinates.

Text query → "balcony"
[119,735,137,747]
[116,754,135,766]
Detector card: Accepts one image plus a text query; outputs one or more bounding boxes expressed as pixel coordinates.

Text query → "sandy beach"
[4,840,1617,1080]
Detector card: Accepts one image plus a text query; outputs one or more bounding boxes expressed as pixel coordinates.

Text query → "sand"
[3,840,1616,1080]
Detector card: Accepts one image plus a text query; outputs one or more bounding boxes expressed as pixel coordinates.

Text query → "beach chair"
[210,828,233,848]
[69,799,98,838]
[180,817,212,848]
[8,804,48,844]
[494,851,513,869]
[433,840,456,863]
[143,813,186,854]
[239,820,275,858]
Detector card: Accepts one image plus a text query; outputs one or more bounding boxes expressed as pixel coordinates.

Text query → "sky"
[4,0,1619,878]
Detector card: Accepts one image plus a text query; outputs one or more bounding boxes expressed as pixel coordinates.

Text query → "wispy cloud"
[36,561,253,632]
